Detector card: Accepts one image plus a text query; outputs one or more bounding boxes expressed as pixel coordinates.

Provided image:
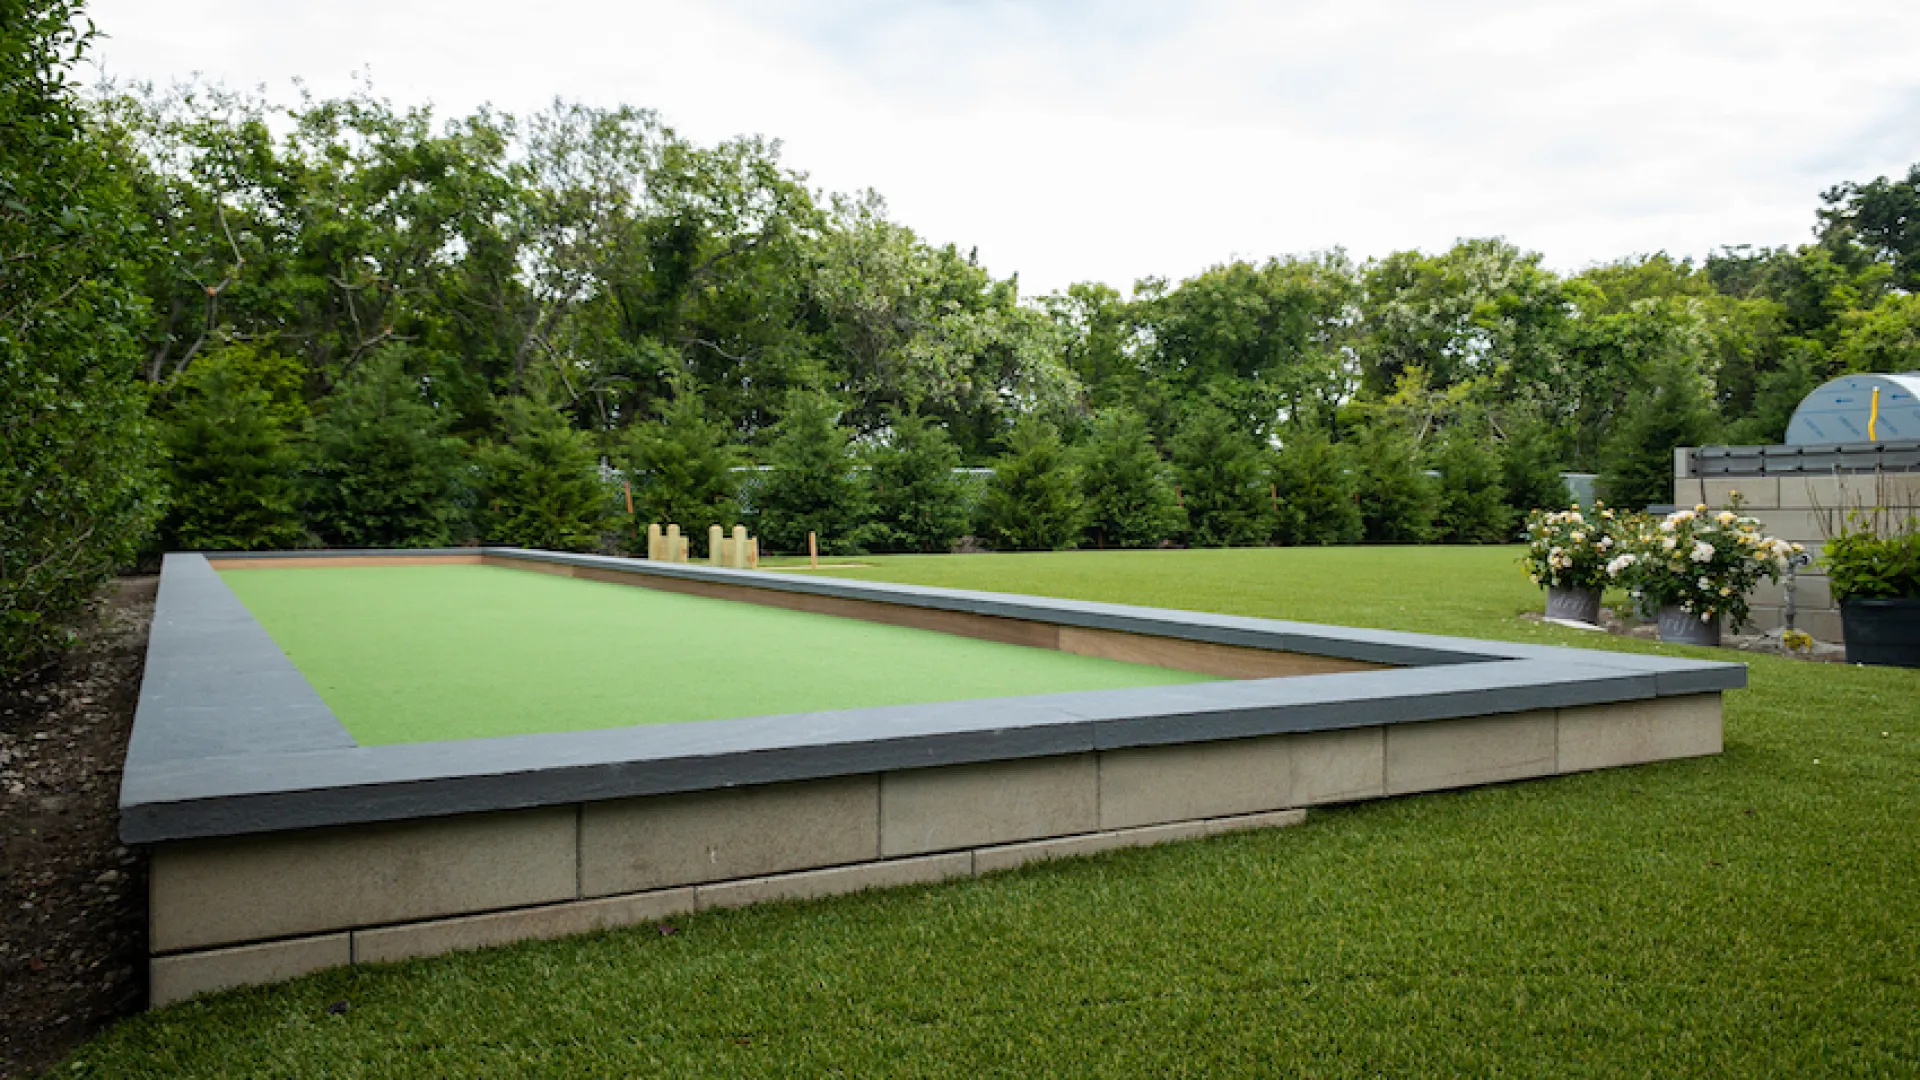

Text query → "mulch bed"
[1,577,156,1079]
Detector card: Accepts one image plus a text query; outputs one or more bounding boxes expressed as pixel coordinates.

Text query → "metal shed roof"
[1784,372,1920,446]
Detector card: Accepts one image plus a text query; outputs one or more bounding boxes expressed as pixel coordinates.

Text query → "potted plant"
[1823,510,1920,668]
[1608,504,1797,646]
[1522,504,1619,625]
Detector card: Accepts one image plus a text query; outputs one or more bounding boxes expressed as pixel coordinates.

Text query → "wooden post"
[646,523,662,561]
[665,524,682,564]
[708,525,723,566]
[730,525,749,569]
[748,538,759,569]
[808,530,818,570]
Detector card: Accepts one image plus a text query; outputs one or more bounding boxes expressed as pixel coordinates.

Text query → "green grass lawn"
[218,565,1214,745]
[72,546,1920,1077]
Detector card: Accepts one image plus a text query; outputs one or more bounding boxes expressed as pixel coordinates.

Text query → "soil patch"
[1,577,155,1079]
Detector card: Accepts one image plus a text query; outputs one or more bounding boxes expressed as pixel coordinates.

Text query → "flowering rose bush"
[1521,504,1619,590]
[1606,504,1800,630]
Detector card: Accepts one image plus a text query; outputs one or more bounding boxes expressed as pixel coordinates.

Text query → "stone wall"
[1672,467,1920,642]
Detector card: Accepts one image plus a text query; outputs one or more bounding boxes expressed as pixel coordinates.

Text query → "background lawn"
[69,547,1919,1078]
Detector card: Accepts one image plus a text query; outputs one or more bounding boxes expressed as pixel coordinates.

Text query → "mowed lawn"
[68,547,1920,1077]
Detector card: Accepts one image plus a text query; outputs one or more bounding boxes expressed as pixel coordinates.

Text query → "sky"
[81,0,1920,299]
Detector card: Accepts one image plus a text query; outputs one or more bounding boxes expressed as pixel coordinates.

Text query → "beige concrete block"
[696,853,971,909]
[973,821,1212,874]
[1704,477,1776,510]
[1795,607,1845,643]
[1751,573,1832,613]
[1741,508,1843,547]
[1556,694,1723,773]
[1290,727,1386,805]
[1672,477,1704,508]
[881,755,1098,857]
[580,776,878,898]
[1385,711,1557,797]
[1743,604,1784,632]
[151,808,577,954]
[1776,474,1885,511]
[352,888,696,965]
[151,934,350,1008]
[1098,736,1291,831]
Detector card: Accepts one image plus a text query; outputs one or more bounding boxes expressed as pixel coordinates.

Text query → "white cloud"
[83,0,1920,297]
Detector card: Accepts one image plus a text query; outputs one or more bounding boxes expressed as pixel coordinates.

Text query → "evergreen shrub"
[866,412,969,554]
[160,357,306,552]
[1168,407,1271,547]
[978,418,1083,551]
[302,351,469,548]
[1077,409,1184,549]
[619,395,739,556]
[476,397,612,552]
[1271,429,1361,545]
[753,391,871,555]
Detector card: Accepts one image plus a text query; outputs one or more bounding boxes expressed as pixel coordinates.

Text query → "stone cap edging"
[122,549,1746,844]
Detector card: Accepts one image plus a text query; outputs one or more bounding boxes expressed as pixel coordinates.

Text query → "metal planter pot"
[1840,598,1920,668]
[1656,604,1722,647]
[1545,586,1602,625]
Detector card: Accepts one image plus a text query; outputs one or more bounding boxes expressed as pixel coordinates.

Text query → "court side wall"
[149,693,1722,1007]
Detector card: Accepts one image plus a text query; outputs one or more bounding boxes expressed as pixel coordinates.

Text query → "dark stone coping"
[120,548,1747,844]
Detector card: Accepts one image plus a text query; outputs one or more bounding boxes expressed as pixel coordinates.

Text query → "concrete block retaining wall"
[1673,467,1920,642]
[127,548,1745,1007]
[149,694,1720,1007]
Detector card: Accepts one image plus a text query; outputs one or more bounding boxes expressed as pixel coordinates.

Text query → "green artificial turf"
[217,564,1218,745]
[71,547,1920,1077]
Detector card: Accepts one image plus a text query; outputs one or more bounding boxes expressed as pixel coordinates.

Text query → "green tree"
[618,394,739,550]
[1351,422,1438,544]
[1134,255,1357,438]
[1598,357,1718,510]
[1,0,165,676]
[753,392,869,555]
[160,357,305,551]
[1820,163,1920,293]
[866,412,969,554]
[302,350,468,547]
[1429,426,1512,543]
[1077,409,1184,549]
[1168,407,1272,547]
[1270,429,1361,546]
[476,397,611,551]
[1498,416,1571,516]
[978,418,1083,551]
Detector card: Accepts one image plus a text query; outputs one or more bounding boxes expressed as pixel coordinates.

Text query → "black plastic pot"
[1840,598,1920,668]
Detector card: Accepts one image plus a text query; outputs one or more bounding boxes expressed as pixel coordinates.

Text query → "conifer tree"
[161,358,306,551]
[1352,422,1439,544]
[476,397,611,551]
[619,394,740,553]
[302,351,468,548]
[753,391,870,555]
[1430,425,1512,543]
[1599,357,1718,510]
[1077,409,1184,549]
[1168,407,1271,547]
[1271,429,1361,546]
[978,417,1084,550]
[867,411,969,553]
